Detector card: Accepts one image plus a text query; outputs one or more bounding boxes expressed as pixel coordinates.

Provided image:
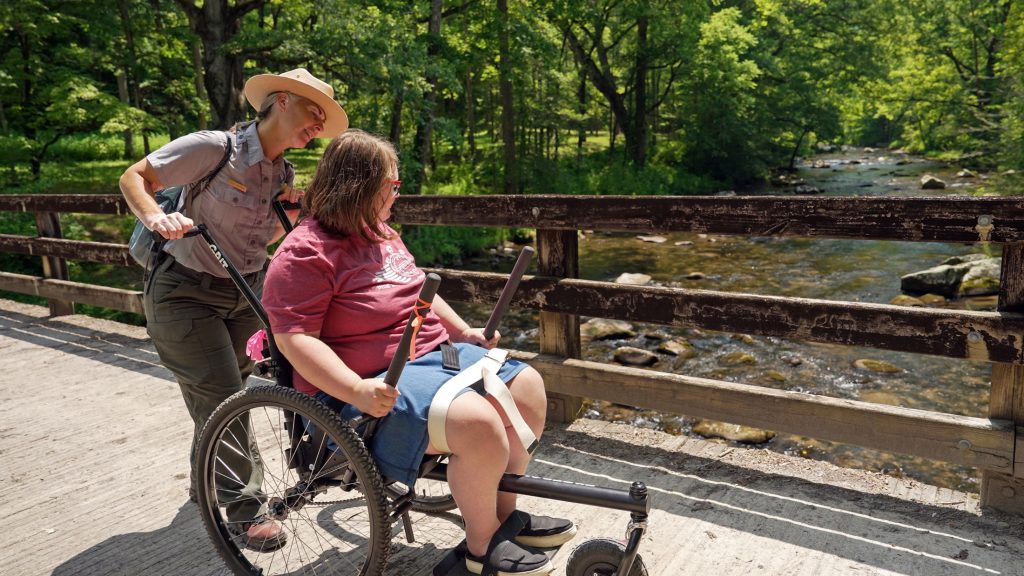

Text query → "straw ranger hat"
[244,68,348,137]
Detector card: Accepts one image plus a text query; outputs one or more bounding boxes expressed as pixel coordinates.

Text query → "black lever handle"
[383,273,442,387]
[483,246,534,340]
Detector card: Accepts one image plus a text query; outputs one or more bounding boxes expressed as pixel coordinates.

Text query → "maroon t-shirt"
[263,218,448,395]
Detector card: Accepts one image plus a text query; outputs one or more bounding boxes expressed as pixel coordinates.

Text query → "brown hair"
[303,129,397,241]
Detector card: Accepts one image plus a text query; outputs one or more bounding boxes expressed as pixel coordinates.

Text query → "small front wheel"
[565,538,648,576]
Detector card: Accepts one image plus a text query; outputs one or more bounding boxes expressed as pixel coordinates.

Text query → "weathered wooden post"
[537,228,583,423]
[34,211,74,316]
[982,243,1024,514]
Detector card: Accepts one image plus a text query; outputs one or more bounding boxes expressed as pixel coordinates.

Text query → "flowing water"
[455,150,1008,492]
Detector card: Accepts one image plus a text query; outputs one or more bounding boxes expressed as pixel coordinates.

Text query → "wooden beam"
[536,229,583,423]
[0,194,131,215]
[394,195,1024,243]
[511,351,1015,473]
[0,235,132,266]
[427,270,1024,364]
[980,242,1024,513]
[34,212,73,316]
[0,272,143,315]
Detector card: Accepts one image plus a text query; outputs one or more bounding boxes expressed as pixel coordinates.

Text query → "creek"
[454,149,1004,493]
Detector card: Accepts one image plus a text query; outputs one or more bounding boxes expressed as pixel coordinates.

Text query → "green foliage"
[400,225,507,267]
[680,8,764,182]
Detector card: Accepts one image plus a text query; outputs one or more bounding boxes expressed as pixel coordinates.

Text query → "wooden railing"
[2,193,1023,515]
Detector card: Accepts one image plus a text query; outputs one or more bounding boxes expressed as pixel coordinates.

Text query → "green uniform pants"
[144,255,265,521]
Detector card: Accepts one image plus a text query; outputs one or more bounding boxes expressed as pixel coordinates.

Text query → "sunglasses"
[389,179,402,196]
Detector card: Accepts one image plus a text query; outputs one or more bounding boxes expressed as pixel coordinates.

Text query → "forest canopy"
[2,0,1023,195]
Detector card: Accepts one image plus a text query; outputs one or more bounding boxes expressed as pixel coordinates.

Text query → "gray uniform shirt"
[146,122,294,277]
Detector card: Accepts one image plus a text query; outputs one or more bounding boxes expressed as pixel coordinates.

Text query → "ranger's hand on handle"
[145,212,194,241]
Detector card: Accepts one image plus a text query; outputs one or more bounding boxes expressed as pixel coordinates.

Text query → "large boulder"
[959,257,1001,296]
[900,257,1000,297]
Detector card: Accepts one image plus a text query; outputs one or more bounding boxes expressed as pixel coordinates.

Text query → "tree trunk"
[176,0,266,129]
[389,89,404,145]
[411,0,442,194]
[626,15,648,168]
[498,0,517,193]
[116,71,134,159]
[466,68,476,162]
[192,39,208,130]
[116,0,138,159]
[576,69,586,164]
[788,129,808,171]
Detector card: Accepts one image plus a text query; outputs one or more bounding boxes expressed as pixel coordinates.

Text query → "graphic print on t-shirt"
[373,244,419,288]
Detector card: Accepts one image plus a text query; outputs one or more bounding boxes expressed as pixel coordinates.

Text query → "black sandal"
[433,511,553,576]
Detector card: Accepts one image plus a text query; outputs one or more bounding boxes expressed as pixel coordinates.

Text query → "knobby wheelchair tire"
[196,385,390,575]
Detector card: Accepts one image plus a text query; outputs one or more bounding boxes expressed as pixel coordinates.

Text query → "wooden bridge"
[2,193,1024,574]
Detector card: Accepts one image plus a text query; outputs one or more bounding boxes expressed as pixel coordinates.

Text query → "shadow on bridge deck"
[1,298,1022,576]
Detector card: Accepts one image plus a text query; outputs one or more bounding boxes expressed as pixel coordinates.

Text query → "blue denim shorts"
[317,343,527,485]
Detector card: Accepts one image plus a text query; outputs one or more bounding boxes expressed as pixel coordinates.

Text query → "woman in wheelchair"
[261,130,576,575]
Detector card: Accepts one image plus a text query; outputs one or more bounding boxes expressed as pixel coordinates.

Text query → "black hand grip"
[483,246,534,340]
[151,225,204,241]
[383,273,442,387]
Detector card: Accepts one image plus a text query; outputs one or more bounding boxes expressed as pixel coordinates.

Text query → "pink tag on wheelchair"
[246,329,267,361]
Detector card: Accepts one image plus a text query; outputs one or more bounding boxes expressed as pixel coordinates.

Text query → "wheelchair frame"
[187,220,652,575]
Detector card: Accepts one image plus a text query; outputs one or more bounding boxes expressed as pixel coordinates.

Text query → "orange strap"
[408,297,431,362]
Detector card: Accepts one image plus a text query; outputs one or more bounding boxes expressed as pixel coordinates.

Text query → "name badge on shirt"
[227,179,247,193]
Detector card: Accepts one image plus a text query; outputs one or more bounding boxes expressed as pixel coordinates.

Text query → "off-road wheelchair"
[186,220,652,575]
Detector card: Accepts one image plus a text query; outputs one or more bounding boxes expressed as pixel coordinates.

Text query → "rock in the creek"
[941,253,988,266]
[956,169,977,178]
[675,240,694,246]
[901,257,1000,297]
[613,346,658,366]
[959,276,1000,297]
[781,355,803,366]
[858,390,904,406]
[692,420,776,444]
[959,258,1001,296]
[684,272,706,280]
[890,294,925,307]
[853,358,903,374]
[764,370,787,382]
[718,351,757,366]
[658,339,696,358]
[636,235,667,244]
[918,293,947,305]
[615,272,652,285]
[920,174,947,189]
[581,318,636,340]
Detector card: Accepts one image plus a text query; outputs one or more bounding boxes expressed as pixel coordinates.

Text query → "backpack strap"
[183,132,234,218]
